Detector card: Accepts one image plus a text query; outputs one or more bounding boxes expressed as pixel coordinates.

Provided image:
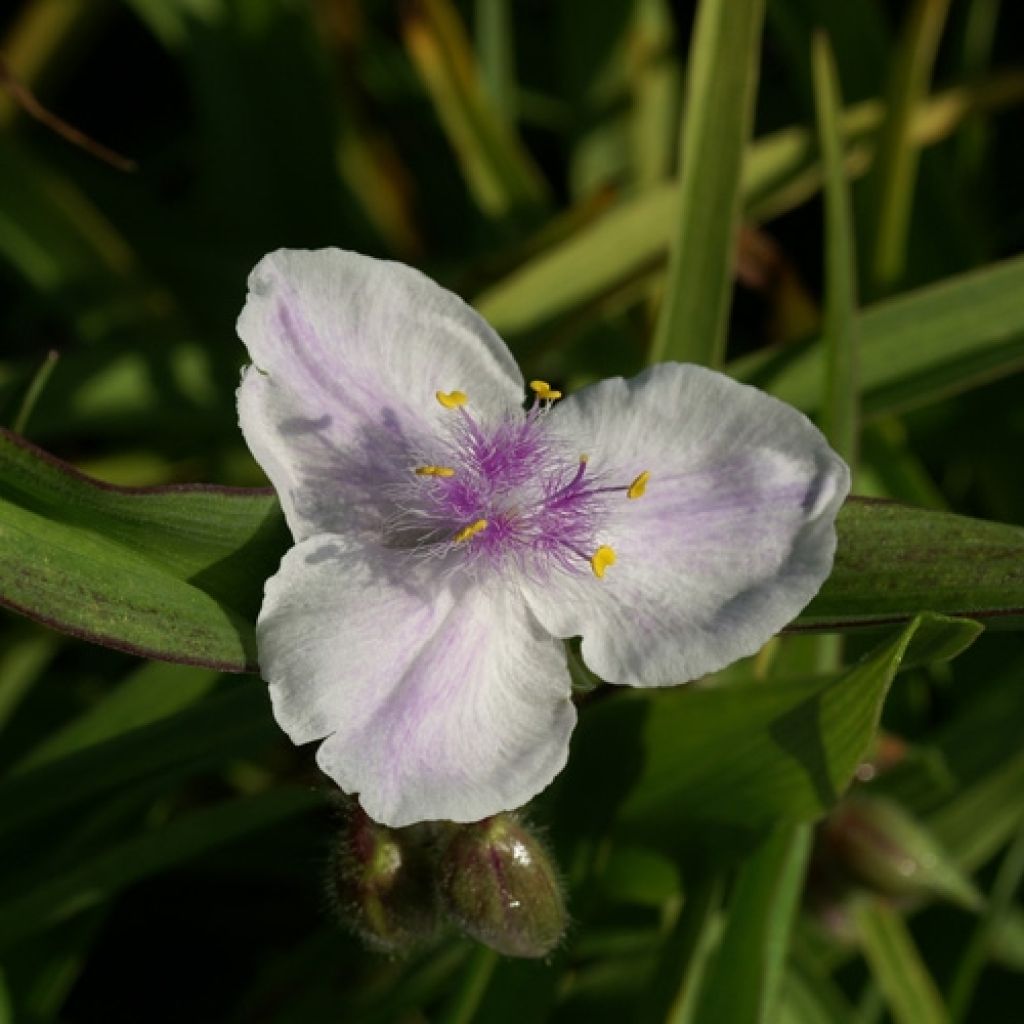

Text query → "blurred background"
[1,1,1023,1021]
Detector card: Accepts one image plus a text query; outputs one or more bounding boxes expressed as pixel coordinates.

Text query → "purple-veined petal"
[523,363,850,686]
[237,248,525,542]
[257,535,576,827]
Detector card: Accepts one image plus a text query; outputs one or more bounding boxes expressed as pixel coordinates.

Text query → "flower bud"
[438,814,567,958]
[327,804,439,953]
[819,795,981,910]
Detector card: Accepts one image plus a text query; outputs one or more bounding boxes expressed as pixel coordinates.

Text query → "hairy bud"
[438,814,566,958]
[820,795,980,910]
[328,804,439,953]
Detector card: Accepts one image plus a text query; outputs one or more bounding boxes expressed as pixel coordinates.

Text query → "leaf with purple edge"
[0,428,288,673]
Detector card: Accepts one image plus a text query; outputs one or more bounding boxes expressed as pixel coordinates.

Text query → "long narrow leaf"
[0,429,287,672]
[865,0,953,294]
[731,256,1024,419]
[692,826,812,1023]
[812,32,860,467]
[476,75,1024,340]
[0,788,322,950]
[854,899,950,1024]
[649,0,765,366]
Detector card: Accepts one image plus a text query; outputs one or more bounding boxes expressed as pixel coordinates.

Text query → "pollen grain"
[590,545,617,579]
[627,470,650,500]
[453,519,489,544]
[529,380,562,401]
[436,389,468,409]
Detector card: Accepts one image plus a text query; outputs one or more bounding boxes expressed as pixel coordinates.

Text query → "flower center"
[387,386,648,580]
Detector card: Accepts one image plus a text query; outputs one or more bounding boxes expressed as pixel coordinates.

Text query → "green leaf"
[402,0,548,221]
[0,684,275,840]
[0,428,288,672]
[636,874,724,1024]
[591,616,924,852]
[853,898,950,1024]
[629,0,682,191]
[896,614,983,671]
[778,965,856,1024]
[947,818,1024,1021]
[474,0,517,124]
[928,750,1024,872]
[476,76,1024,342]
[731,255,1024,420]
[5,420,1021,675]
[691,826,812,1024]
[864,0,953,294]
[0,788,322,950]
[796,498,1024,630]
[649,0,765,367]
[0,625,59,730]
[14,661,220,772]
[812,31,860,466]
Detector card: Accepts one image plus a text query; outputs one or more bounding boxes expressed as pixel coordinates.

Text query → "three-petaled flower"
[237,249,849,827]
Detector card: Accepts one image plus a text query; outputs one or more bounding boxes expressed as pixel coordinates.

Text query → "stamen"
[436,389,468,409]
[627,470,650,500]
[590,545,616,579]
[529,380,562,401]
[453,518,488,544]
[414,465,456,477]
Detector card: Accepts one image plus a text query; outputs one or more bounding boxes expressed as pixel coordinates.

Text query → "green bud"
[438,814,567,958]
[820,795,981,910]
[327,805,439,953]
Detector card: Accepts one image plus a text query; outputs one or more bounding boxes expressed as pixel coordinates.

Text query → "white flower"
[237,248,850,827]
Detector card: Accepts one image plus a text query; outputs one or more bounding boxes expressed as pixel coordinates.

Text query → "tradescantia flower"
[237,248,850,828]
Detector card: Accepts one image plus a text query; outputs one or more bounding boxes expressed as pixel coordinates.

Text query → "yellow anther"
[580,454,589,463]
[436,390,468,409]
[590,545,617,579]
[414,465,456,478]
[529,380,562,401]
[627,470,650,500]
[453,519,488,544]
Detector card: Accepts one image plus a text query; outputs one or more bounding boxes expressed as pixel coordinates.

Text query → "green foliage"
[1,0,1023,1020]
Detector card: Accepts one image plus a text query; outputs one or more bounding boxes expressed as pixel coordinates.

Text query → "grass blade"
[403,0,547,221]
[636,874,724,1024]
[947,817,1024,1021]
[731,256,1024,419]
[477,73,1024,342]
[649,0,765,367]
[864,0,953,295]
[853,899,950,1024]
[0,788,322,950]
[692,825,812,1023]
[812,32,859,467]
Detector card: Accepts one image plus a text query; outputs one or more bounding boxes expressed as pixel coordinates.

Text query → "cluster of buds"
[328,804,567,958]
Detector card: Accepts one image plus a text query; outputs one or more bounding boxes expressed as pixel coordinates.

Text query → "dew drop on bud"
[327,803,439,954]
[438,813,567,958]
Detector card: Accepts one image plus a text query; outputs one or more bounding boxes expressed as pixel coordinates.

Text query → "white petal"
[524,363,850,685]
[237,248,524,541]
[257,535,576,827]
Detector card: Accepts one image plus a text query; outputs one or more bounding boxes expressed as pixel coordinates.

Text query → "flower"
[237,248,850,828]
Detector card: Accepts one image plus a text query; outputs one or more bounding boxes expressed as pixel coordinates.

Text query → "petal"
[237,248,524,541]
[257,535,576,827]
[524,363,850,686]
